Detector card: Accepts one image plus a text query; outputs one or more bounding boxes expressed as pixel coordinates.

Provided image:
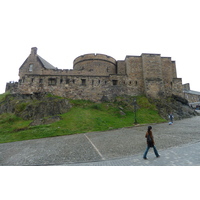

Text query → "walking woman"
[143,126,160,160]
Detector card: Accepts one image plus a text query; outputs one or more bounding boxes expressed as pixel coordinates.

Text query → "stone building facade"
[6,47,185,102]
[183,83,200,105]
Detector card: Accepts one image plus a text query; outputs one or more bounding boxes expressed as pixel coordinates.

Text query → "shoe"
[156,155,160,158]
[143,157,148,160]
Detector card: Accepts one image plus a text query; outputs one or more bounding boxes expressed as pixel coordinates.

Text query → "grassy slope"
[0,95,166,143]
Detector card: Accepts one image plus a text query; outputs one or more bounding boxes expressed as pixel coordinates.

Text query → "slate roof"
[37,55,56,70]
[183,90,200,96]
[20,54,57,70]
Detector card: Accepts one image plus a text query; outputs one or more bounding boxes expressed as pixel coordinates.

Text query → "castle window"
[81,79,86,86]
[29,64,33,72]
[92,80,94,86]
[112,80,118,85]
[135,81,138,86]
[39,79,43,83]
[72,79,75,84]
[48,78,56,86]
[60,79,63,84]
[105,81,107,84]
[31,78,34,83]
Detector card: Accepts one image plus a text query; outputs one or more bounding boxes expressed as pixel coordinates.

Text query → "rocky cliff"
[0,93,198,127]
[0,93,71,122]
[150,94,199,120]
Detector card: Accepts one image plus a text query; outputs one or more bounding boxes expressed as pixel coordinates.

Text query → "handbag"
[147,134,153,147]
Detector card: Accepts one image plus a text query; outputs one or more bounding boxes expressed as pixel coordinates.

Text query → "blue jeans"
[143,145,159,158]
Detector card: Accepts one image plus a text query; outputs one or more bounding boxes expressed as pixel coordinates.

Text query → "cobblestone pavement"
[64,141,200,166]
[0,116,200,166]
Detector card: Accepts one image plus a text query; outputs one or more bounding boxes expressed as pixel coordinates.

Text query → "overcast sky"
[1,0,199,197]
[1,0,199,94]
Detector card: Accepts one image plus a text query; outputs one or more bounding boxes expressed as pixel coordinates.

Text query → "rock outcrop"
[151,95,199,120]
[0,93,71,122]
[0,93,198,127]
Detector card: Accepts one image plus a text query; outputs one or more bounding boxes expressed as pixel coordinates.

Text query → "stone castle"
[6,47,200,103]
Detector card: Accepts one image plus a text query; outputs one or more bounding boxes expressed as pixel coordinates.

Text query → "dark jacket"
[145,130,155,146]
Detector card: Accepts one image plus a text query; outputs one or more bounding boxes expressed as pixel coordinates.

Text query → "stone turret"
[73,54,117,75]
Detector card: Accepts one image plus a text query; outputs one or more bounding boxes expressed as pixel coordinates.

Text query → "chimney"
[31,47,37,55]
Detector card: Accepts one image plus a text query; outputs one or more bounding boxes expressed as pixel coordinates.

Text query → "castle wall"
[73,54,116,66]
[8,47,192,102]
[142,54,165,98]
[182,83,200,103]
[161,57,174,97]
[172,78,184,97]
[125,56,144,96]
[18,73,128,102]
[5,82,18,93]
[171,61,177,78]
[162,58,171,96]
[117,61,126,75]
[73,54,117,76]
[184,92,200,103]
[183,83,190,90]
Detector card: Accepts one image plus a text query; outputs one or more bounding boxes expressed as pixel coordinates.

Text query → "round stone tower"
[73,54,117,75]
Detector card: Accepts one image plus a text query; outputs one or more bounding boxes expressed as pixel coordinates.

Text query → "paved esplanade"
[65,141,200,166]
[0,116,200,166]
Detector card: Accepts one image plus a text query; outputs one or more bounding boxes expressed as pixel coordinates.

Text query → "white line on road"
[84,134,105,160]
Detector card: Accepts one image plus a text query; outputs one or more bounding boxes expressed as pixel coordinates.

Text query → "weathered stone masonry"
[183,83,200,104]
[6,47,195,102]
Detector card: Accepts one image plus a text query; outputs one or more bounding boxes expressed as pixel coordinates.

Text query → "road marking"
[84,134,105,160]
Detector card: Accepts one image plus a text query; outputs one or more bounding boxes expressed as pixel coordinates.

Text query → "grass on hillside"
[0,95,166,143]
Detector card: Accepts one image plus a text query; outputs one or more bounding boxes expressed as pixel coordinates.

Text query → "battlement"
[73,53,116,67]
[6,81,18,93]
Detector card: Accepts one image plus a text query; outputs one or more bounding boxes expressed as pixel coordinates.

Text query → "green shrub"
[15,102,28,113]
